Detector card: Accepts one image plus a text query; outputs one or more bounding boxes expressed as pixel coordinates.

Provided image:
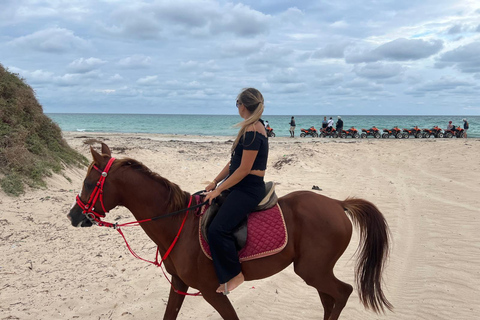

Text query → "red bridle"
[74,157,202,296]
[76,157,116,227]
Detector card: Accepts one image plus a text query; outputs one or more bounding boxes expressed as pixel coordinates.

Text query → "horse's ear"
[101,143,111,157]
[90,146,104,165]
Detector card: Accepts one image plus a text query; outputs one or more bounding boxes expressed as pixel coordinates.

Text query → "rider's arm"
[206,162,230,191]
[215,150,258,193]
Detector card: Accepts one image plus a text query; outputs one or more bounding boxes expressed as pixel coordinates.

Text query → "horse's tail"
[342,197,393,313]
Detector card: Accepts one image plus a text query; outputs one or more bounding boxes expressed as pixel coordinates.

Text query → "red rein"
[76,158,201,296]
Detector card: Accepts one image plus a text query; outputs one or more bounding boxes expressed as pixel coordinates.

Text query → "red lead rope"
[109,196,201,296]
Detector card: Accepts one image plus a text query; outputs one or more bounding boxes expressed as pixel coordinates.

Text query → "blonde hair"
[231,88,264,152]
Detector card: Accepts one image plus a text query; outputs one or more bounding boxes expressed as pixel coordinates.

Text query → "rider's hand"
[205,181,216,192]
[204,188,221,204]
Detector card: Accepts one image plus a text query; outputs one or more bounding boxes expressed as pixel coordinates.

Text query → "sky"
[1,0,480,115]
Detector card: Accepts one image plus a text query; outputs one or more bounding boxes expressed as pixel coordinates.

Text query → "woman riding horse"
[204,88,268,295]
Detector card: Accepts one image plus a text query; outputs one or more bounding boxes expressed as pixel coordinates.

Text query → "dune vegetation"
[0,64,87,196]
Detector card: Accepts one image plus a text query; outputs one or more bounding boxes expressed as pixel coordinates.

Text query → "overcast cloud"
[1,0,479,115]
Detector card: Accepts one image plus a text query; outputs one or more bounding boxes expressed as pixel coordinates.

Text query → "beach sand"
[1,132,479,320]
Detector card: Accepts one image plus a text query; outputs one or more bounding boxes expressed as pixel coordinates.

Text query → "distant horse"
[67,143,392,320]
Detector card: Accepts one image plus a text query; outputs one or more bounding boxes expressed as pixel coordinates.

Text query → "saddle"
[200,181,278,250]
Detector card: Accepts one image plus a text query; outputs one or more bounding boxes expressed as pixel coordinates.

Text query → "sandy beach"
[1,132,479,320]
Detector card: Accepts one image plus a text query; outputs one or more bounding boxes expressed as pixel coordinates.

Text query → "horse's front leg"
[163,274,189,320]
[201,289,239,320]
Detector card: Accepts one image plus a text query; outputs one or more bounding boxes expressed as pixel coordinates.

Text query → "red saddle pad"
[199,203,288,262]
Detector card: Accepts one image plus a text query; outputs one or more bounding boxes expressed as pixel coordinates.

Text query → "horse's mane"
[116,158,188,213]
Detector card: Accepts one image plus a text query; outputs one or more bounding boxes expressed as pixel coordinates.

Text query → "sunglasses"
[236,100,243,108]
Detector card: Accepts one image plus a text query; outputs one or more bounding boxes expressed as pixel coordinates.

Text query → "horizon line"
[45,112,479,117]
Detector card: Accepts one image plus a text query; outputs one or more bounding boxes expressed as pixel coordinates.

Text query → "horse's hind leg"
[295,266,352,320]
[319,292,334,320]
[163,275,189,320]
[317,275,353,320]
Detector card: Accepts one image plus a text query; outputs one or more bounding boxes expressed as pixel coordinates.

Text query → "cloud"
[435,41,480,73]
[109,74,123,81]
[327,86,353,96]
[316,73,344,86]
[151,0,218,29]
[8,67,55,84]
[266,68,300,84]
[179,60,219,72]
[68,58,107,74]
[101,1,270,39]
[137,75,159,86]
[118,55,152,68]
[354,62,405,79]
[346,38,443,63]
[104,6,162,39]
[8,27,89,53]
[405,76,474,96]
[330,20,349,29]
[312,41,351,59]
[96,89,116,94]
[210,3,271,37]
[344,78,384,92]
[220,40,265,58]
[447,24,464,34]
[277,83,307,93]
[2,0,480,115]
[53,73,84,87]
[246,45,294,70]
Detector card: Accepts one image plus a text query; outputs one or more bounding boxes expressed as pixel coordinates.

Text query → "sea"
[46,114,480,138]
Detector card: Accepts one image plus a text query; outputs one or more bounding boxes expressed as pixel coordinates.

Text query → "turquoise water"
[46,114,480,138]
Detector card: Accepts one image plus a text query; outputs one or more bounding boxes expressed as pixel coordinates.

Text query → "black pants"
[208,174,265,284]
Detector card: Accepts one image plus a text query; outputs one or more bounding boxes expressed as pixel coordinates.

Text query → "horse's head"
[67,143,120,227]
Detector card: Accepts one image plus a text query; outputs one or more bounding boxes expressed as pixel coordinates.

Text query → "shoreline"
[62,130,478,143]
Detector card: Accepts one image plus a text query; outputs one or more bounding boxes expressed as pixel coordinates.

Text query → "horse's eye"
[83,180,95,192]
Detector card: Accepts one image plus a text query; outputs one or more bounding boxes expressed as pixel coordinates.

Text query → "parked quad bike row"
[297,125,467,139]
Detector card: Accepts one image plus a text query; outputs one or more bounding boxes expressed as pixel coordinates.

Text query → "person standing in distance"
[463,118,469,138]
[336,116,343,135]
[204,88,268,295]
[322,117,328,130]
[289,116,296,137]
[327,117,334,132]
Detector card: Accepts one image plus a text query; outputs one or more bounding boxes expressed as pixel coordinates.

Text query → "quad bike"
[340,127,360,139]
[431,126,444,138]
[411,126,424,138]
[360,127,381,139]
[392,127,403,138]
[444,126,465,138]
[300,126,318,137]
[320,127,339,138]
[381,129,392,139]
[402,126,423,139]
[266,127,275,137]
[382,127,402,139]
[401,128,413,139]
[422,128,434,138]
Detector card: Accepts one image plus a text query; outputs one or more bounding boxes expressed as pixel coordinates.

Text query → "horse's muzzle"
[67,208,93,228]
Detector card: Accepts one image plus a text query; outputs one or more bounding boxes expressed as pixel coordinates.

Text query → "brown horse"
[67,143,392,320]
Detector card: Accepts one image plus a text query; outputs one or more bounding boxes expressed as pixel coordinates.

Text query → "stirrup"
[223,283,230,295]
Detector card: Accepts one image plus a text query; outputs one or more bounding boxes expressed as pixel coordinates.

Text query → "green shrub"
[0,63,88,196]
[0,172,24,196]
